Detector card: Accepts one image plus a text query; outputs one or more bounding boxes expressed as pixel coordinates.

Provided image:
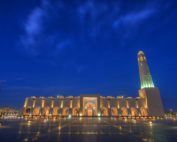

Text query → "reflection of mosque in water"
[23,51,164,118]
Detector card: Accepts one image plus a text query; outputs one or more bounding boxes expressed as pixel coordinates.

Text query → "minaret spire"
[138,51,154,89]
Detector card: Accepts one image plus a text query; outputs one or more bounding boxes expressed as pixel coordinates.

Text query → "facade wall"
[139,88,164,116]
[23,95,153,117]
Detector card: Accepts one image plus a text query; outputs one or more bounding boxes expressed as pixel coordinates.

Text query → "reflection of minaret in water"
[138,51,154,89]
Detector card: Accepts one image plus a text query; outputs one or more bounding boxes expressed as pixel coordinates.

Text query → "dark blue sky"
[0,0,177,110]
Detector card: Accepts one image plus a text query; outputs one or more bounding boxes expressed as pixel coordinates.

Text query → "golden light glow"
[117,102,120,109]
[108,101,110,108]
[32,100,36,108]
[60,100,63,108]
[70,100,72,108]
[136,101,139,108]
[121,107,128,116]
[139,56,144,62]
[24,99,28,107]
[53,107,59,116]
[149,121,153,127]
[33,107,40,115]
[111,107,118,116]
[126,101,129,108]
[51,100,54,108]
[41,99,45,108]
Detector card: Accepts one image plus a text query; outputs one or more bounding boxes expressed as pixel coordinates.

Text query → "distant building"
[0,107,19,118]
[23,51,164,118]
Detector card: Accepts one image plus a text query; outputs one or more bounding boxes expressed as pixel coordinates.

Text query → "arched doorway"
[83,97,97,116]
[101,107,108,116]
[33,107,40,116]
[42,107,50,116]
[53,107,59,116]
[131,107,138,117]
[62,107,69,116]
[111,107,118,116]
[140,107,148,116]
[84,103,95,116]
[24,107,31,115]
[121,107,128,117]
[72,107,79,116]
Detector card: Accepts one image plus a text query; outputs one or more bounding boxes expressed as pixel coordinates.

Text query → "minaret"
[138,50,164,116]
[138,51,154,89]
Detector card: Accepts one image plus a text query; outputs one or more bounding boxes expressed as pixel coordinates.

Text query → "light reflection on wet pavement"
[0,118,177,142]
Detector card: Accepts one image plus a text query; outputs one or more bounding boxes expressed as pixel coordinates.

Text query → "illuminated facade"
[138,51,164,116]
[23,95,148,117]
[138,51,154,89]
[23,51,164,118]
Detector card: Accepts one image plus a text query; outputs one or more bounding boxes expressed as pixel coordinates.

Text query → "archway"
[72,107,79,116]
[24,107,31,115]
[84,102,96,116]
[53,107,59,116]
[33,107,40,116]
[111,107,118,116]
[62,107,69,116]
[131,107,138,117]
[42,107,50,116]
[85,103,94,116]
[83,97,97,116]
[121,107,128,117]
[140,107,148,116]
[101,107,108,116]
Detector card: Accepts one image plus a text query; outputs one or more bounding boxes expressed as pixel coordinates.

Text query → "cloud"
[113,8,155,28]
[77,1,108,22]
[20,3,47,55]
[20,0,157,57]
[20,0,74,56]
[25,8,45,36]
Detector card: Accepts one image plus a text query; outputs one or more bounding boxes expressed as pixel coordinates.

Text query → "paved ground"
[0,118,177,142]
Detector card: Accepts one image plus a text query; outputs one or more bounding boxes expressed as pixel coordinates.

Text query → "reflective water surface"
[0,118,177,142]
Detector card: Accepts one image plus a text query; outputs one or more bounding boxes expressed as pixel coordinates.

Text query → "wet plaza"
[0,118,177,142]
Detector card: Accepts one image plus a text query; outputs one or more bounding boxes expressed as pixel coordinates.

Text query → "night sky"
[0,0,177,110]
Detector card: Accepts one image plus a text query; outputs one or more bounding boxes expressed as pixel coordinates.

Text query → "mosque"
[23,51,164,118]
